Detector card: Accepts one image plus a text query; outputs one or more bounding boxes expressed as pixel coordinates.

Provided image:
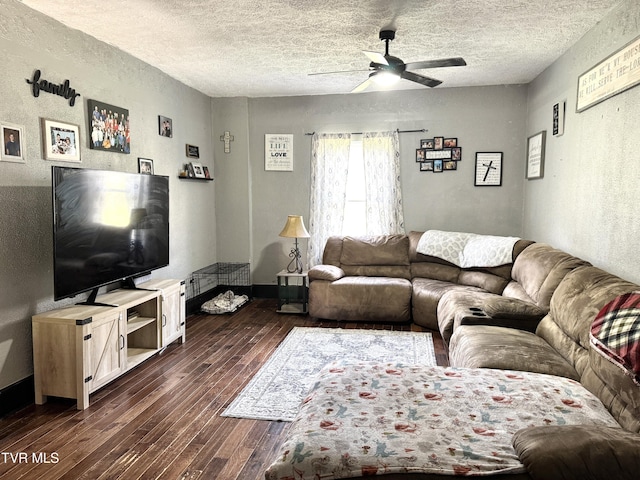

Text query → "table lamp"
[279,215,310,273]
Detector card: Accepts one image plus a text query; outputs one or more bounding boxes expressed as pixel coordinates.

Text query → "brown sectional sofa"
[269,231,640,479]
[309,232,536,331]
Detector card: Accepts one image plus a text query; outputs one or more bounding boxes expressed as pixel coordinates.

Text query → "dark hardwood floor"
[0,298,449,480]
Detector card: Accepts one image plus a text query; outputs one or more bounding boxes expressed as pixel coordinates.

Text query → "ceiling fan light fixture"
[370,70,400,87]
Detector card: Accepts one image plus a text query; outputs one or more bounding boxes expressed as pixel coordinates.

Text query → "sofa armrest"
[308,265,345,282]
[456,297,546,333]
[481,297,546,320]
[512,425,640,480]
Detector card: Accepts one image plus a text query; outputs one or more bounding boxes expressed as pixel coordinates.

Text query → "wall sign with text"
[576,34,640,112]
[265,134,293,171]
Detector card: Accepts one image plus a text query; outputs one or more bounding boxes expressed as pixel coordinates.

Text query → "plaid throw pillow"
[590,291,640,385]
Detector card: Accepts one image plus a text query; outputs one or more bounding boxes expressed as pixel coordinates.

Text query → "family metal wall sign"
[26,69,81,107]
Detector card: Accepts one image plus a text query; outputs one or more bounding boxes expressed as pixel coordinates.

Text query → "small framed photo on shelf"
[158,115,172,137]
[1,122,25,163]
[202,165,211,179]
[186,144,199,159]
[138,157,154,174]
[444,138,457,148]
[526,131,546,180]
[420,138,434,149]
[41,118,81,162]
[190,162,205,178]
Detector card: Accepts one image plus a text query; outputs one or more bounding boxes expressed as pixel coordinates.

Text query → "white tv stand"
[32,279,185,410]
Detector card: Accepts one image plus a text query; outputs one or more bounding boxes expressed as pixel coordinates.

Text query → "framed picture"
[420,138,434,149]
[416,148,426,162]
[433,159,444,172]
[159,115,172,137]
[420,160,434,172]
[526,131,546,180]
[138,157,154,174]
[1,122,25,163]
[451,147,462,161]
[190,162,205,178]
[433,137,444,150]
[202,165,212,179]
[186,144,199,159]
[576,34,640,112]
[265,134,293,171]
[475,152,503,186]
[444,138,457,148]
[88,99,130,153]
[41,118,81,162]
[444,160,457,171]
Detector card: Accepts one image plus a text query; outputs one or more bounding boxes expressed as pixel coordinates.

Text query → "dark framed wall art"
[88,99,130,153]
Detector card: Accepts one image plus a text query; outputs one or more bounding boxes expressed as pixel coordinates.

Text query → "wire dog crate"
[186,262,251,300]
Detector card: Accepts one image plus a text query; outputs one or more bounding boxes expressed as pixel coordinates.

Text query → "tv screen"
[52,166,169,301]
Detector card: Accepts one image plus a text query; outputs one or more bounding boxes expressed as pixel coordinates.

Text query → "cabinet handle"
[162,314,166,327]
[120,334,125,350]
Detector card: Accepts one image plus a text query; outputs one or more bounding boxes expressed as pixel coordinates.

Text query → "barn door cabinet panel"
[32,280,184,410]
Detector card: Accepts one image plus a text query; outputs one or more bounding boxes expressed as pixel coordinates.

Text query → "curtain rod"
[304,128,427,136]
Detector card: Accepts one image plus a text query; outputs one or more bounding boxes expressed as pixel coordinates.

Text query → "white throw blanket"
[416,230,520,268]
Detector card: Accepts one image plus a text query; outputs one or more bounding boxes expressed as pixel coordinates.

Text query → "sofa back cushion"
[408,231,533,294]
[322,235,411,279]
[538,265,640,431]
[508,243,590,309]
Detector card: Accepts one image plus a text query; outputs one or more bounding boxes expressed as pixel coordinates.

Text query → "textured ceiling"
[20,0,622,98]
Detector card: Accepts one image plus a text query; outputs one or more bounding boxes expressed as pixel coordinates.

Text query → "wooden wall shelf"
[177,176,213,181]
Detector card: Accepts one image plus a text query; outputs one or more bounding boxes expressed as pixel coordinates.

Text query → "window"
[342,139,366,236]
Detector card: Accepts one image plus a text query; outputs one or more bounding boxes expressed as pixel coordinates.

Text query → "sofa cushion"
[510,243,589,310]
[539,265,640,379]
[308,264,344,282]
[339,234,409,266]
[512,425,640,480]
[411,278,482,330]
[590,291,640,385]
[309,276,412,323]
[449,325,579,380]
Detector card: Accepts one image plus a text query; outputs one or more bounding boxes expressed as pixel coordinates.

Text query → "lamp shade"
[279,215,310,238]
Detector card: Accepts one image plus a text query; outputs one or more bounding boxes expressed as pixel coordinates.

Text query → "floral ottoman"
[265,361,619,479]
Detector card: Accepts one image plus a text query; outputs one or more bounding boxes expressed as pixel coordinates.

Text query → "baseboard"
[0,376,34,418]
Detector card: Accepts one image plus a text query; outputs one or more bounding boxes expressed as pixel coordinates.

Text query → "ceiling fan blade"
[363,50,388,65]
[351,77,374,94]
[401,71,442,88]
[404,57,467,70]
[309,68,371,76]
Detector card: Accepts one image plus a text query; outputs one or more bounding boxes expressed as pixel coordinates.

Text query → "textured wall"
[0,0,216,390]
[523,0,640,284]
[223,86,528,284]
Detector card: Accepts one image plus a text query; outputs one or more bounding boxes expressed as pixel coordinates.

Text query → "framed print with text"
[526,131,546,179]
[475,152,503,186]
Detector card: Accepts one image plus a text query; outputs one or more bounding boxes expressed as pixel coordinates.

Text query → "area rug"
[221,327,436,421]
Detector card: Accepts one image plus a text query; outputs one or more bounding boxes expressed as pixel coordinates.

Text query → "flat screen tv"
[52,166,169,303]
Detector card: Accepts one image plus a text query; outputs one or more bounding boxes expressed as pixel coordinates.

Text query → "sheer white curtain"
[308,130,405,267]
[307,133,351,267]
[363,131,405,235]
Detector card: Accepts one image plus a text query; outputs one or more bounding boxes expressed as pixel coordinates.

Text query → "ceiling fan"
[311,30,466,93]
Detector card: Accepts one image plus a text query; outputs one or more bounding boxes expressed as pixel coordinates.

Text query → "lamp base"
[286,239,304,274]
